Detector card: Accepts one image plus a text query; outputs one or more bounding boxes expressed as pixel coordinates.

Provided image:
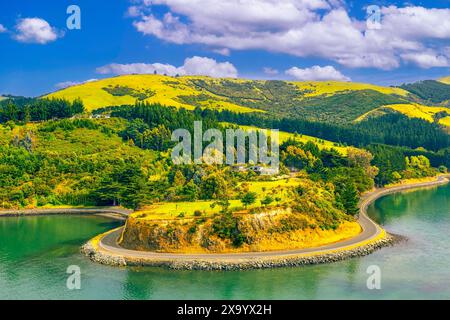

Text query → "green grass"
[137,178,302,220]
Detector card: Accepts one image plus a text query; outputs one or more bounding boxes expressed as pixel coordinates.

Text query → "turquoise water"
[0,184,449,300]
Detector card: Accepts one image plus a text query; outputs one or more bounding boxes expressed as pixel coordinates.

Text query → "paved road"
[99,175,450,261]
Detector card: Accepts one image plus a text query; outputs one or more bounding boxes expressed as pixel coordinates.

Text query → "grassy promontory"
[81,174,450,270]
[119,207,362,254]
[117,175,363,254]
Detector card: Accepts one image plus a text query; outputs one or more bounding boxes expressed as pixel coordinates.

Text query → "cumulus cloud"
[0,24,7,33]
[14,18,61,44]
[55,79,98,89]
[263,67,279,75]
[129,1,450,70]
[182,56,238,77]
[97,56,238,78]
[400,52,449,69]
[285,65,351,81]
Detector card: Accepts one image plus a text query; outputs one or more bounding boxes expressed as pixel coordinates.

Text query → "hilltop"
[46,74,421,124]
[44,74,450,128]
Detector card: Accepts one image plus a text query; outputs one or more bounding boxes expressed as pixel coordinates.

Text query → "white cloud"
[97,56,238,78]
[285,65,350,81]
[130,1,450,70]
[97,62,182,76]
[400,52,449,68]
[14,18,61,44]
[55,79,98,89]
[126,6,143,18]
[263,67,279,75]
[0,24,7,33]
[212,48,231,56]
[182,56,238,77]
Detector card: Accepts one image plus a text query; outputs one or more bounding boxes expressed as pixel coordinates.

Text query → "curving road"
[98,175,450,262]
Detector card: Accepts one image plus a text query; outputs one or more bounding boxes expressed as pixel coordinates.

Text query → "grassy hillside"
[356,103,450,129]
[439,76,450,84]
[46,74,415,124]
[46,75,258,113]
[290,81,408,97]
[230,123,350,155]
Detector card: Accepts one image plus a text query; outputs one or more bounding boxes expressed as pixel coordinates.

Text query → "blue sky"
[0,0,449,96]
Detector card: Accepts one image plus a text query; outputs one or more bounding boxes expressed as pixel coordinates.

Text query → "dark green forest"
[400,80,450,105]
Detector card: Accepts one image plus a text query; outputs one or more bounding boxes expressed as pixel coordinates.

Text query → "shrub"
[193,210,202,217]
[211,212,247,247]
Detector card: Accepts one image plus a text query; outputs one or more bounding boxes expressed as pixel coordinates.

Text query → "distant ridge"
[45,74,449,126]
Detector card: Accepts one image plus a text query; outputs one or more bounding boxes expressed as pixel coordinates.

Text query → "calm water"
[0,184,449,300]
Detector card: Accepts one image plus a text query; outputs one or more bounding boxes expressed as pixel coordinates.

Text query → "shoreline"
[0,207,131,220]
[81,174,450,270]
[1,175,447,270]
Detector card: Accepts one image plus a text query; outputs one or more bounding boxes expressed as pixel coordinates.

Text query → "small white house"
[231,165,247,172]
[249,166,279,176]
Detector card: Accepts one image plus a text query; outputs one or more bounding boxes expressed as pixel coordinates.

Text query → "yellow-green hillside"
[230,123,350,155]
[356,103,450,128]
[46,75,258,113]
[290,81,409,97]
[45,75,411,120]
[135,178,302,220]
[439,76,450,84]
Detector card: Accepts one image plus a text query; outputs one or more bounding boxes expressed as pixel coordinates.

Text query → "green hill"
[399,80,450,105]
[46,74,414,124]
[0,118,158,209]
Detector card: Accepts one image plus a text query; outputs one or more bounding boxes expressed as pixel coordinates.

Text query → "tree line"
[0,97,84,123]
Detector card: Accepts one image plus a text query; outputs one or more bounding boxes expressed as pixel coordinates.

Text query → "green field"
[135,178,301,220]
